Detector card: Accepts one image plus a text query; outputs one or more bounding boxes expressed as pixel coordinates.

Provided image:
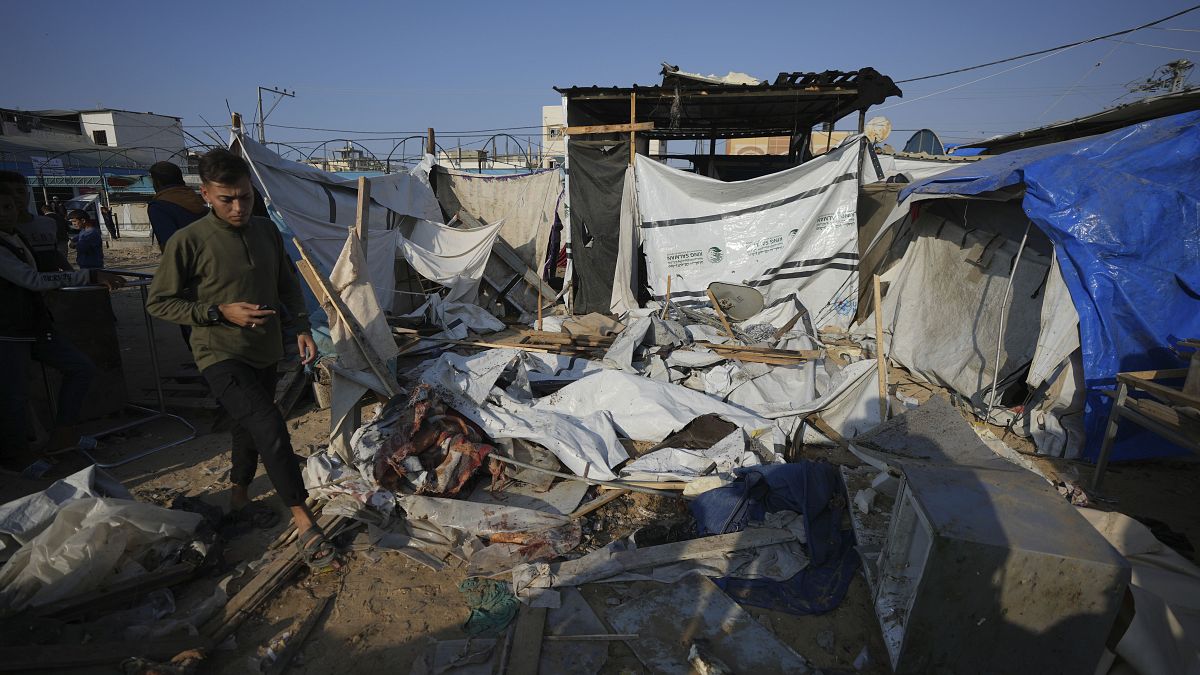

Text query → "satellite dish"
[708,282,765,322]
[864,116,892,144]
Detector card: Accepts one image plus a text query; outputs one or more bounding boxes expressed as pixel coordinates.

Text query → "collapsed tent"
[433,166,564,276]
[628,138,866,329]
[878,110,1200,461]
[233,134,503,312]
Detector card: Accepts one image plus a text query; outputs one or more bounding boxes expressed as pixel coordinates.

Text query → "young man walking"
[146,148,339,571]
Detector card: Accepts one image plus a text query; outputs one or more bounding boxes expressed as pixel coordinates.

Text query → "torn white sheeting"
[328,229,401,376]
[0,498,202,614]
[635,139,862,328]
[880,217,1052,405]
[399,217,505,302]
[400,495,573,537]
[1079,508,1200,675]
[419,349,628,479]
[401,293,505,335]
[621,428,764,482]
[602,316,688,372]
[435,166,563,274]
[535,369,784,450]
[1028,252,1080,388]
[610,166,640,314]
[0,466,130,562]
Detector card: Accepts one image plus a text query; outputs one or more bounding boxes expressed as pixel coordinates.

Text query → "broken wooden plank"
[263,595,334,675]
[551,528,796,587]
[292,240,399,399]
[544,634,638,641]
[34,562,198,620]
[564,122,654,135]
[507,605,547,675]
[0,637,207,672]
[706,289,736,339]
[568,489,628,520]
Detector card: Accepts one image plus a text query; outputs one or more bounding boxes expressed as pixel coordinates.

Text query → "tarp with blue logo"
[901,111,1200,461]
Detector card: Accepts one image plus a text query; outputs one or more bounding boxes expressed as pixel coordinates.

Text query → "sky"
[3,0,1198,163]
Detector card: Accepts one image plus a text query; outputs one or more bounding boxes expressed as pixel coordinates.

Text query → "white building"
[78,109,187,166]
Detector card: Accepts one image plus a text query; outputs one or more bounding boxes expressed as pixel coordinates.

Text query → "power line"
[895,5,1200,83]
[1105,38,1200,54]
[264,122,545,134]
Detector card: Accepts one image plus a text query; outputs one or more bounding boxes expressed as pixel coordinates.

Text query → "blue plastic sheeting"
[689,462,858,615]
[901,111,1200,461]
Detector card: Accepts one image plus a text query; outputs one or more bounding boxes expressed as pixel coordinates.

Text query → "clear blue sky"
[4,0,1197,160]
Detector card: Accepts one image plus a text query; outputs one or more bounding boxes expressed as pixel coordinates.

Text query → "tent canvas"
[899,110,1200,461]
[633,138,866,329]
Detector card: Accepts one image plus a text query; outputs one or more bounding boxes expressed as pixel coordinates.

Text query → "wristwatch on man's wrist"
[207,304,223,325]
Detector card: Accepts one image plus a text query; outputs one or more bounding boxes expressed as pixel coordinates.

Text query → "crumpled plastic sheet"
[0,466,131,563]
[399,496,581,576]
[620,428,773,482]
[0,498,202,615]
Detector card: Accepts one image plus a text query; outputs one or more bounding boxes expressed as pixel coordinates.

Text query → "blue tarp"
[901,111,1200,461]
[689,462,858,615]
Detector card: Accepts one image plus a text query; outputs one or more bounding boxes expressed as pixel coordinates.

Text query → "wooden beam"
[292,241,398,399]
[567,88,857,101]
[564,122,654,136]
[706,289,736,339]
[426,128,436,155]
[354,176,370,260]
[552,528,797,587]
[569,489,629,520]
[0,638,208,672]
[507,605,547,675]
[263,595,334,675]
[873,274,888,422]
[1118,372,1200,409]
[629,92,637,165]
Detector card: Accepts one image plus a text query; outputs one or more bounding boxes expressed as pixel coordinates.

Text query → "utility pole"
[256,86,295,143]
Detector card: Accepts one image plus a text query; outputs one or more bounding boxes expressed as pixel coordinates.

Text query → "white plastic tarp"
[419,349,629,480]
[0,466,131,563]
[0,498,201,614]
[235,135,502,307]
[634,138,863,327]
[435,166,563,273]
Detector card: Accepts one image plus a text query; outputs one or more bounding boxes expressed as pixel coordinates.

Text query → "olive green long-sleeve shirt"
[146,212,311,372]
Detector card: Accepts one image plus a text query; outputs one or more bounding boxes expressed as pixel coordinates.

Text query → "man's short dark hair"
[149,161,185,189]
[198,148,251,185]
[67,210,88,221]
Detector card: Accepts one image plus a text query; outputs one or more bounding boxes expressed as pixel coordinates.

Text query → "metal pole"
[139,283,167,412]
[258,87,265,143]
[985,220,1033,423]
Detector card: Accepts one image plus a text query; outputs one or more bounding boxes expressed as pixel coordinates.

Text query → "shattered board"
[541,587,609,674]
[606,574,810,674]
[467,478,589,517]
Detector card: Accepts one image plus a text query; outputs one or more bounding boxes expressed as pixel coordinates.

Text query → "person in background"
[146,148,337,572]
[0,172,71,272]
[0,188,124,475]
[148,161,208,351]
[100,205,120,240]
[147,161,207,250]
[40,203,71,260]
[69,210,103,270]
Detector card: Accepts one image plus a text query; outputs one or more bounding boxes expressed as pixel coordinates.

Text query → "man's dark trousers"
[202,359,306,506]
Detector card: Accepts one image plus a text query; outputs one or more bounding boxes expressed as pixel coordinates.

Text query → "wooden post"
[660,275,672,319]
[354,176,370,259]
[231,112,243,132]
[873,274,888,422]
[707,288,736,340]
[536,284,543,331]
[629,92,637,166]
[426,128,436,156]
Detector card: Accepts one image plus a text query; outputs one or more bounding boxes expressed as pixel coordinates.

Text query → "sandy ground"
[3,241,1197,674]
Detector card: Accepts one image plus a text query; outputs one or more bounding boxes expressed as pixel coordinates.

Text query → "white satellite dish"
[864,116,892,144]
[708,282,765,321]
